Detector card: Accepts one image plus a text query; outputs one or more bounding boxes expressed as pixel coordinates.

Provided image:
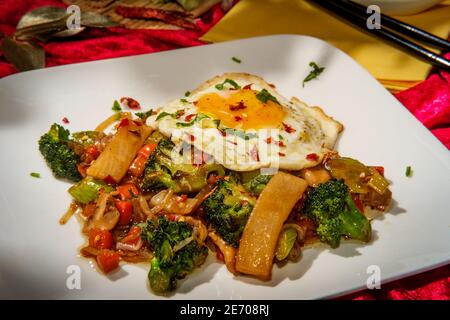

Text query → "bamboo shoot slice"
[236,172,307,280]
[87,124,152,182]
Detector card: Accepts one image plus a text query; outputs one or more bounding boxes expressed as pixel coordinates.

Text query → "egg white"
[148,73,343,171]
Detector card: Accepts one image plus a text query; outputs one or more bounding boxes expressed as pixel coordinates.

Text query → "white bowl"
[353,0,444,15]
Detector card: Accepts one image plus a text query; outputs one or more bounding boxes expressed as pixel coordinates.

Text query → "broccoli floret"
[141,216,208,294]
[203,175,256,247]
[141,136,225,193]
[304,179,371,248]
[141,153,179,191]
[243,174,272,195]
[141,138,181,191]
[38,124,81,182]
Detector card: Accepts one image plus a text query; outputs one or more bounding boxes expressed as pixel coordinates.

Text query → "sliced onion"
[116,238,143,252]
[172,236,194,253]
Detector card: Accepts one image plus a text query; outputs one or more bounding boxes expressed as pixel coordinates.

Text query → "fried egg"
[148,73,343,171]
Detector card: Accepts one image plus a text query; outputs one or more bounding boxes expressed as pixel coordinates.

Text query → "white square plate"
[0,35,449,299]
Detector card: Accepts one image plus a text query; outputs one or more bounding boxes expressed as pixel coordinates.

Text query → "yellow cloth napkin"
[202,0,450,81]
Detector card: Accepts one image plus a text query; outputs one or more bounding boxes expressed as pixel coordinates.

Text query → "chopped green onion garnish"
[176,113,209,128]
[232,56,241,63]
[30,172,41,178]
[256,89,279,104]
[112,100,122,112]
[156,112,172,121]
[215,79,241,90]
[302,61,325,87]
[405,166,413,177]
[180,98,189,103]
[278,134,284,140]
[224,128,257,140]
[135,109,153,121]
[185,91,191,97]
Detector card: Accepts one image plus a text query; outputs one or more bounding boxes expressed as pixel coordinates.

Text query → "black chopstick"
[308,0,450,72]
[341,0,450,51]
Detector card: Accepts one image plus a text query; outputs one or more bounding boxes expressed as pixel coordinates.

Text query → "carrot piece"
[236,172,307,280]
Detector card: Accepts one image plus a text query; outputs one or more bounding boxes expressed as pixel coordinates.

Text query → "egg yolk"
[195,90,286,130]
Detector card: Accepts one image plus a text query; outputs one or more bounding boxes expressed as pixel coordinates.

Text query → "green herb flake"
[112,100,122,112]
[256,89,279,104]
[180,98,189,104]
[215,78,241,90]
[176,113,209,128]
[184,91,191,97]
[135,109,153,121]
[405,166,413,177]
[30,172,41,178]
[57,125,70,142]
[232,56,241,64]
[224,128,257,140]
[278,134,284,140]
[156,112,172,121]
[302,61,325,87]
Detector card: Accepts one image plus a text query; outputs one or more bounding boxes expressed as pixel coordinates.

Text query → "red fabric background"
[0,0,449,300]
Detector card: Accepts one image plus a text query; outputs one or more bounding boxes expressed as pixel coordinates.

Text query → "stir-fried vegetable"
[38,124,82,182]
[68,176,114,204]
[71,131,105,146]
[203,174,256,247]
[275,227,298,261]
[96,249,120,274]
[87,122,152,182]
[141,137,225,193]
[141,216,208,294]
[325,157,371,193]
[236,172,307,280]
[367,167,389,194]
[242,173,272,196]
[129,143,158,177]
[304,179,371,248]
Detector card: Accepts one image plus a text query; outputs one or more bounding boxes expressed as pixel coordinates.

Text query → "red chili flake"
[216,250,224,262]
[187,134,195,142]
[185,114,196,122]
[352,194,364,213]
[219,130,227,137]
[234,115,243,122]
[269,83,276,89]
[306,153,319,161]
[265,137,273,144]
[77,163,89,178]
[120,97,141,110]
[282,122,296,133]
[167,214,178,221]
[179,194,188,202]
[278,152,286,157]
[117,118,130,128]
[229,101,247,111]
[104,175,117,185]
[250,145,260,161]
[175,110,185,119]
[243,84,252,90]
[277,140,286,147]
[372,166,385,176]
[62,117,69,124]
[193,100,199,106]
